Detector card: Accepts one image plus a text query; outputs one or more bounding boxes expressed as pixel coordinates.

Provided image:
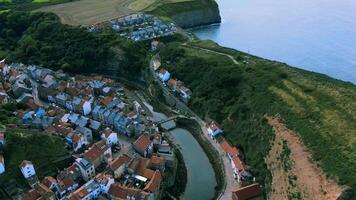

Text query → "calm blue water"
[192,0,356,84]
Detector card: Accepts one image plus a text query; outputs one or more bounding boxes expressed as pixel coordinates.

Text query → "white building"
[75,158,95,182]
[83,101,92,116]
[0,155,5,174]
[101,128,119,147]
[19,160,36,179]
[158,69,170,82]
[95,173,115,193]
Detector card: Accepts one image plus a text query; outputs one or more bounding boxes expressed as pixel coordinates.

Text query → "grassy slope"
[0,129,71,186]
[159,40,356,196]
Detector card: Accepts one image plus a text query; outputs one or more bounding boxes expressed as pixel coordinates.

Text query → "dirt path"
[266,116,344,200]
[182,44,239,65]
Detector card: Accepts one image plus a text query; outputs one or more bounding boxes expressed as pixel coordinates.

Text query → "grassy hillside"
[0,129,71,187]
[158,40,356,197]
[0,11,148,78]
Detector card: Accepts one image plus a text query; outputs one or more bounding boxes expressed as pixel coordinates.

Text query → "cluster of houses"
[109,13,177,41]
[0,60,176,200]
[155,67,192,103]
[207,122,262,198]
[206,123,252,183]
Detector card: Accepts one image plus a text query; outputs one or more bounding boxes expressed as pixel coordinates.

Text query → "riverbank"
[175,118,225,199]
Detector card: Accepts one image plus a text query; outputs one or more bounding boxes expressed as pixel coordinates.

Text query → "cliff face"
[148,0,221,28]
[170,4,221,28]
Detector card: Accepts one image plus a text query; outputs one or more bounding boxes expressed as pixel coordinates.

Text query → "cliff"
[147,0,221,28]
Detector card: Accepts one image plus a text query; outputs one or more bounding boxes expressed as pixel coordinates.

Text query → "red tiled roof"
[167,79,177,87]
[144,170,162,193]
[219,138,239,157]
[110,154,130,170]
[42,176,56,188]
[232,156,245,172]
[127,111,137,118]
[136,158,154,179]
[150,155,163,166]
[84,140,109,163]
[232,183,262,200]
[101,96,113,106]
[133,135,152,152]
[108,183,149,199]
[37,183,54,198]
[159,69,167,75]
[73,186,89,199]
[95,173,112,185]
[59,178,75,190]
[67,163,79,174]
[23,189,41,200]
[72,133,82,143]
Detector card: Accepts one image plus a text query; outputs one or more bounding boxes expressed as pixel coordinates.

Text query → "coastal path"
[182,43,239,65]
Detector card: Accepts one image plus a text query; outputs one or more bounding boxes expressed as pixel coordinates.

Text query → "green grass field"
[0,129,71,187]
[36,0,136,25]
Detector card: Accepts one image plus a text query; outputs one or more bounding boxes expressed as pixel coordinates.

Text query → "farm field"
[36,0,136,25]
[36,0,193,25]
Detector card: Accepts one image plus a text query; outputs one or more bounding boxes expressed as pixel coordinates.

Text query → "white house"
[0,155,5,174]
[83,101,92,116]
[19,160,36,179]
[75,158,95,182]
[72,133,88,152]
[101,128,119,147]
[95,173,115,193]
[231,156,246,183]
[207,123,223,138]
[158,69,170,82]
[178,85,192,100]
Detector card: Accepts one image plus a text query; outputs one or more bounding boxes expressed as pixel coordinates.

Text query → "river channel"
[145,101,216,200]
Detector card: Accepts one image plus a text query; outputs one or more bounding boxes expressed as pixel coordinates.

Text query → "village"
[89,13,177,42]
[0,41,262,200]
[0,59,175,200]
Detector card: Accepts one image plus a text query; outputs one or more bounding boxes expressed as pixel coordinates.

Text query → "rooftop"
[232,183,262,200]
[133,135,152,152]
